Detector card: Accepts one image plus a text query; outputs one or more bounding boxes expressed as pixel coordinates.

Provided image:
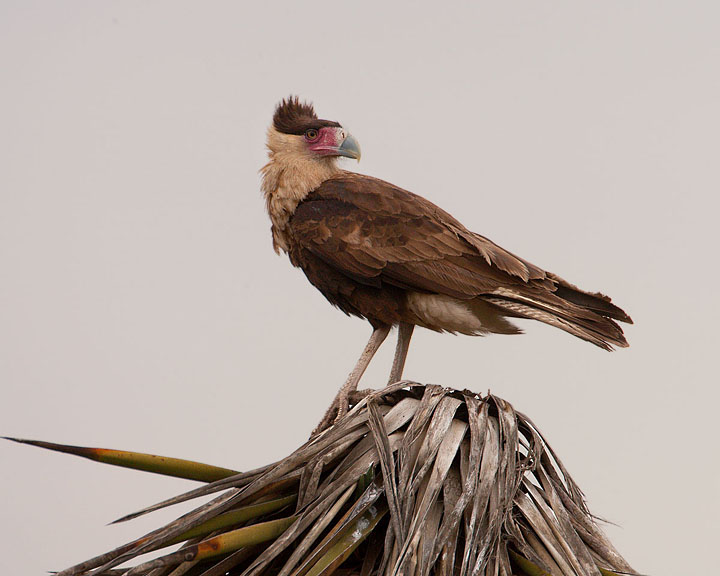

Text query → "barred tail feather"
[483,290,630,351]
[547,273,633,324]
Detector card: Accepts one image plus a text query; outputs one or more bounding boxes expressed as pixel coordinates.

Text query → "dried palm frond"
[8,382,637,576]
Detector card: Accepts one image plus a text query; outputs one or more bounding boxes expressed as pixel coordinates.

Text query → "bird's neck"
[261,151,340,253]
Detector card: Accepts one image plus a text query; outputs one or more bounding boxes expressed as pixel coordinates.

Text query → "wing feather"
[289,172,630,349]
[290,173,542,299]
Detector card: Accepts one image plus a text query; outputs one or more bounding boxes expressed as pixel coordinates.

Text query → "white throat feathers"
[261,127,341,253]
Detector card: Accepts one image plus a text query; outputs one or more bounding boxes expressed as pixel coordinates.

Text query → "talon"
[311,392,350,437]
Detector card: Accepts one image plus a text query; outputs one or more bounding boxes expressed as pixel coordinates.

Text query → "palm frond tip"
[22,382,636,576]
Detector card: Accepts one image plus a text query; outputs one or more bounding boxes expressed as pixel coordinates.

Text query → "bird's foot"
[311,391,348,438]
[310,388,374,438]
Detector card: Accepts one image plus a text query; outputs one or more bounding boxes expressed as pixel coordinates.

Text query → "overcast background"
[1,2,718,574]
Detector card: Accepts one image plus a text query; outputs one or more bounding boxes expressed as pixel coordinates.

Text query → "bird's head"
[266,96,361,162]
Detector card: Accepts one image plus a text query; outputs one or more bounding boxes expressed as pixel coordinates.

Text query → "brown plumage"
[261,97,632,432]
[273,96,341,135]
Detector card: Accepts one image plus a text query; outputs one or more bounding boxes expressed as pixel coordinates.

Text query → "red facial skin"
[306,127,345,156]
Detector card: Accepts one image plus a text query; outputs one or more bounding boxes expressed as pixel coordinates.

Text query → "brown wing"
[290,173,554,298]
[290,173,631,348]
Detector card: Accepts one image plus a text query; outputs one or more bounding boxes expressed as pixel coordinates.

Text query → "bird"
[261,96,632,433]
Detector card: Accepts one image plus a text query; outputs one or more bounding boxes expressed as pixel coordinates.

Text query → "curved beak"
[337,133,361,161]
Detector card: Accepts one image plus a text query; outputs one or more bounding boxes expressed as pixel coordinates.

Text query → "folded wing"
[290,173,631,349]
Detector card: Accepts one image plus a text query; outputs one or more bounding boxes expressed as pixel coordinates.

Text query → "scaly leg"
[349,322,415,409]
[388,322,414,384]
[313,324,391,435]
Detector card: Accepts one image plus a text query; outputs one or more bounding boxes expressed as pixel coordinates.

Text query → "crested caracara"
[261,97,632,432]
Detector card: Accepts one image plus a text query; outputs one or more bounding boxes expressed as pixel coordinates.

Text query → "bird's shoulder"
[301,172,459,221]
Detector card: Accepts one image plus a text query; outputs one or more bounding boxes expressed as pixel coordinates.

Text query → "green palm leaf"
[4,437,238,482]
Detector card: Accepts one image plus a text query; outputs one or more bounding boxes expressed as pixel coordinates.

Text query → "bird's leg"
[313,325,390,436]
[350,323,415,405]
[388,322,415,384]
[347,322,415,410]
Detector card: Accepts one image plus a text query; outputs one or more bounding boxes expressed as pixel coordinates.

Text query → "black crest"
[273,96,341,135]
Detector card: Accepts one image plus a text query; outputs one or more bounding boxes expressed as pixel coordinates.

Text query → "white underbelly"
[405,292,484,334]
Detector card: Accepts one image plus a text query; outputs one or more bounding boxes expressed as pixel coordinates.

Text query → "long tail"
[482,276,632,351]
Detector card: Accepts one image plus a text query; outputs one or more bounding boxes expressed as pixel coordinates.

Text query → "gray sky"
[1,2,718,574]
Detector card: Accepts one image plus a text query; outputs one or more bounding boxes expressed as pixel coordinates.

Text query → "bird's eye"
[305,129,319,141]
